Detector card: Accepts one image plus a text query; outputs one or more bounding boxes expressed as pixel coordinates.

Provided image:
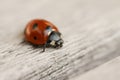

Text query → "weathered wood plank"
[0,0,120,80]
[71,56,120,80]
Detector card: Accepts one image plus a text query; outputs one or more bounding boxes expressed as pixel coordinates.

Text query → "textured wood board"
[0,0,120,80]
[71,56,120,80]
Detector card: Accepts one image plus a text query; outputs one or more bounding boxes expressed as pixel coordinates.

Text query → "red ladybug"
[24,19,63,52]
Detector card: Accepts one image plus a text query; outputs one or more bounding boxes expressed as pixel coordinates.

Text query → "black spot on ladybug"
[46,26,50,28]
[33,36,37,40]
[46,26,52,32]
[33,23,38,29]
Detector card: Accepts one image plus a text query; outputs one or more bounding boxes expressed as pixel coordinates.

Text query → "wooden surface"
[71,56,120,80]
[0,0,120,80]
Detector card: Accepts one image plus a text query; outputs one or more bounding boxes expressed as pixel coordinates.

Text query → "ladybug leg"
[42,43,47,52]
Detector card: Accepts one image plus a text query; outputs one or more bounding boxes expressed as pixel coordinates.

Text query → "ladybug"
[24,19,64,52]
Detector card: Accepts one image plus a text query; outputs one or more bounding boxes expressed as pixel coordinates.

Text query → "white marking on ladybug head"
[50,40,55,46]
[52,29,56,31]
[47,31,51,35]
[44,30,52,36]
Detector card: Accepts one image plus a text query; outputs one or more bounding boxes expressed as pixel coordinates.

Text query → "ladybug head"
[47,31,64,48]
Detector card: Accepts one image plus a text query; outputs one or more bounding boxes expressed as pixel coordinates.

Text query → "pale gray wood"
[71,56,120,80]
[0,0,120,80]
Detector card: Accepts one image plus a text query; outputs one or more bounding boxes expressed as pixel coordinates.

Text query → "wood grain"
[0,0,120,80]
[71,56,120,80]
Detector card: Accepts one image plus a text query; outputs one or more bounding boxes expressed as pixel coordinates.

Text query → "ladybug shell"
[25,19,59,45]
